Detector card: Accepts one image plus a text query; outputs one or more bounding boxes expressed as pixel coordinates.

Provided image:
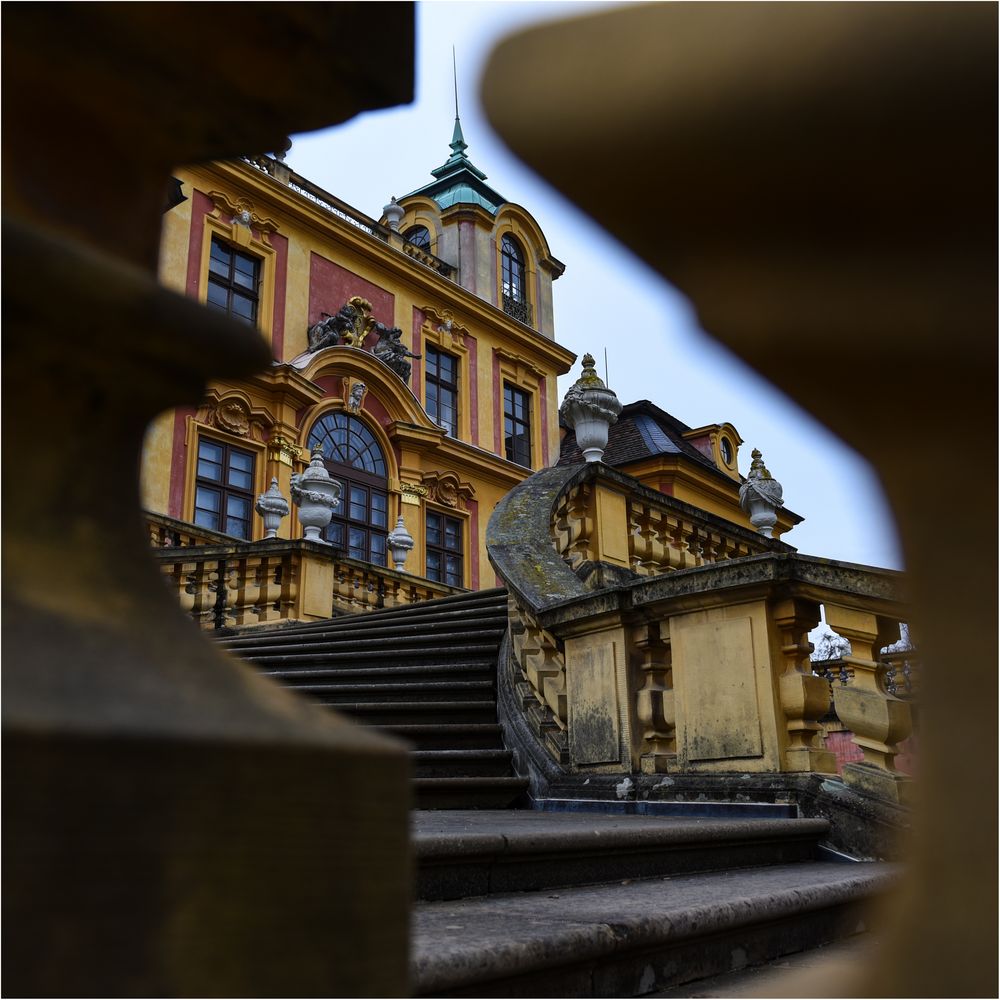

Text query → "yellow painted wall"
[151,158,574,590]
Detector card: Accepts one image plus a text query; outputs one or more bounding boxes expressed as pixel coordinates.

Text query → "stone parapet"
[151,533,465,628]
[488,461,913,807]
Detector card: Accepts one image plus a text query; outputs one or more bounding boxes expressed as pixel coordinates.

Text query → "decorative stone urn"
[386,515,415,571]
[255,477,289,539]
[558,353,622,463]
[290,446,342,542]
[382,196,405,232]
[738,448,784,537]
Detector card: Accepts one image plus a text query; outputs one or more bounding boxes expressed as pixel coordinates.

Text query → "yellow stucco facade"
[144,143,799,596]
[143,154,575,591]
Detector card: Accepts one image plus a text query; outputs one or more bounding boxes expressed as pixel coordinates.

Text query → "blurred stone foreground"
[481,4,995,997]
[3,6,417,996]
[3,3,995,998]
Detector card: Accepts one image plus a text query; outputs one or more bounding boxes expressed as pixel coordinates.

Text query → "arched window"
[404,225,431,250]
[501,234,531,324]
[307,412,388,565]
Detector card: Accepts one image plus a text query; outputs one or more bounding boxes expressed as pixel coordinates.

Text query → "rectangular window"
[206,236,260,325]
[426,511,463,587]
[503,383,532,468]
[194,438,255,539]
[425,346,459,436]
[323,479,387,566]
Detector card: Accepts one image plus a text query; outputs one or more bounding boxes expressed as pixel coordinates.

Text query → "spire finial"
[450,46,467,154]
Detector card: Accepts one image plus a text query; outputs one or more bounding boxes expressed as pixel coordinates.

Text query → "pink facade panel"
[308,253,395,351]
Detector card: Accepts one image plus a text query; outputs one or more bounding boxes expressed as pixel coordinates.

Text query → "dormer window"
[501,235,531,325]
[404,225,431,250]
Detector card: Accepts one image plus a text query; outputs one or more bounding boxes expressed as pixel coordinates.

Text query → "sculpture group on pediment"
[307,295,421,385]
[308,295,374,351]
[372,325,420,383]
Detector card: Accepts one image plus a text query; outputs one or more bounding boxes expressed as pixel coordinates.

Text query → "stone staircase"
[410,811,893,997]
[217,587,528,809]
[220,588,897,997]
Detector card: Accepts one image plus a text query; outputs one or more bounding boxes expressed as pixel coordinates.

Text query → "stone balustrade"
[825,605,914,804]
[146,510,235,548]
[551,465,787,586]
[148,519,463,629]
[488,461,912,807]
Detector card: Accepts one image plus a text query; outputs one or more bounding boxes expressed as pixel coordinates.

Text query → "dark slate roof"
[557,399,803,524]
[558,400,721,475]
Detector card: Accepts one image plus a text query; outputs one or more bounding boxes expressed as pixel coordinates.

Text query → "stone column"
[826,604,912,804]
[773,597,837,773]
[631,619,677,773]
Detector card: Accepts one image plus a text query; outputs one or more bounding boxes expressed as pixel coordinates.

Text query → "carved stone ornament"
[399,483,428,507]
[559,353,623,463]
[214,398,251,436]
[422,470,475,511]
[386,515,415,571]
[422,305,467,350]
[255,477,289,539]
[372,325,420,384]
[208,190,278,235]
[739,448,785,537]
[290,446,342,542]
[307,296,422,385]
[267,433,302,467]
[308,296,375,352]
[382,196,405,232]
[348,381,366,414]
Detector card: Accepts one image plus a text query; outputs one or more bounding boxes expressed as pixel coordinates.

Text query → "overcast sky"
[286,1,902,572]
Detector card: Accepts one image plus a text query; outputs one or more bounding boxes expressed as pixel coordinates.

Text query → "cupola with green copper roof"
[384,68,564,340]
[403,112,507,215]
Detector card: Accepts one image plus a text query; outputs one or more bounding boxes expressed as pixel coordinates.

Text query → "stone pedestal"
[3,7,415,995]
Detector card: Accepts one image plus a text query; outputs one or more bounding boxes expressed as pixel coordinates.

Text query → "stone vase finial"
[739,448,785,537]
[290,445,342,542]
[386,515,415,571]
[382,196,405,232]
[559,353,622,463]
[255,477,290,539]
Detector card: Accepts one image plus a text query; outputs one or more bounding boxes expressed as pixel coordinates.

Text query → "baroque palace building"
[142,119,796,600]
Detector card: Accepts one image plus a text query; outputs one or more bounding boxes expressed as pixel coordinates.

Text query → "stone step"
[220,615,508,653]
[242,644,504,667]
[260,661,495,684]
[286,679,495,704]
[222,587,520,807]
[411,750,516,779]
[411,860,896,997]
[318,700,499,725]
[411,811,831,902]
[374,724,505,751]
[414,777,530,811]
[219,589,508,643]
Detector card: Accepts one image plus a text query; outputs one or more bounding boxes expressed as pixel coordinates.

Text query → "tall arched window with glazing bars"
[501,234,531,325]
[306,412,388,565]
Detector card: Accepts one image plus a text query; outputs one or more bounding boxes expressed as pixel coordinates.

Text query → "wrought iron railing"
[237,154,455,278]
[502,292,532,326]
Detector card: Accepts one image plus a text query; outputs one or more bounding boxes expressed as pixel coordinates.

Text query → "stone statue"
[372,324,421,383]
[738,448,785,537]
[348,381,366,413]
[307,296,374,351]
